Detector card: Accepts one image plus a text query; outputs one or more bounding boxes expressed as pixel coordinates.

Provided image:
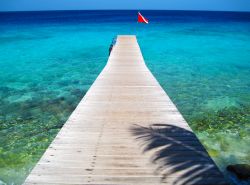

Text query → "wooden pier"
[24,35,228,185]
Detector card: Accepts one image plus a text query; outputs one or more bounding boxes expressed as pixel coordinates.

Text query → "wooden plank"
[23,35,228,185]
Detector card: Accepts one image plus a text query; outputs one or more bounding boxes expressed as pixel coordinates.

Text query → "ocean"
[0,10,249,184]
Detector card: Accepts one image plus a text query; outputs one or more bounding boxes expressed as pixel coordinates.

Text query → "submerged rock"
[227,164,250,179]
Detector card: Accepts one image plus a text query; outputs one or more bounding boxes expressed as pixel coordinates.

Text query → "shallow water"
[0,10,249,184]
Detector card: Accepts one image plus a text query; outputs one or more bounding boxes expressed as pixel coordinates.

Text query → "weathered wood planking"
[24,35,228,185]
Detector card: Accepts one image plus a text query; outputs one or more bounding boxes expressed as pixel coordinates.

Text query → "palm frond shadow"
[130,124,228,185]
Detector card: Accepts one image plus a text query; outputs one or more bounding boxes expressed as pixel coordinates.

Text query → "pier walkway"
[24,35,227,185]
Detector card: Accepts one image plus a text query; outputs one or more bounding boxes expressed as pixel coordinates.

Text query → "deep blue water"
[0,10,250,185]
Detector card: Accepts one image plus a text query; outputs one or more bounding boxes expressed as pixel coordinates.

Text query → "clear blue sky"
[1,0,250,12]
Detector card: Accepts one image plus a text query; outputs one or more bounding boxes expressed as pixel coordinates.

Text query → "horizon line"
[1,9,250,13]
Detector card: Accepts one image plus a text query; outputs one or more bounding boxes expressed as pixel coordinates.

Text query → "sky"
[0,0,250,12]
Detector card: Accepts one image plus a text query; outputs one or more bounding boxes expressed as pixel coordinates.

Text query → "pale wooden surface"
[23,35,228,185]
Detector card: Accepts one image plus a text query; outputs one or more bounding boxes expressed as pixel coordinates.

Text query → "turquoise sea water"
[0,11,249,184]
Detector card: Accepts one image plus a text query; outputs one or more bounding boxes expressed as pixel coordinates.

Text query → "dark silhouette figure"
[109,37,117,55]
[130,124,229,185]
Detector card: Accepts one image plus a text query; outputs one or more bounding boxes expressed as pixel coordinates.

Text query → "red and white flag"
[138,12,149,24]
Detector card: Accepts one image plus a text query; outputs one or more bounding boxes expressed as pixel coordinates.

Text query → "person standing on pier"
[109,37,117,55]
